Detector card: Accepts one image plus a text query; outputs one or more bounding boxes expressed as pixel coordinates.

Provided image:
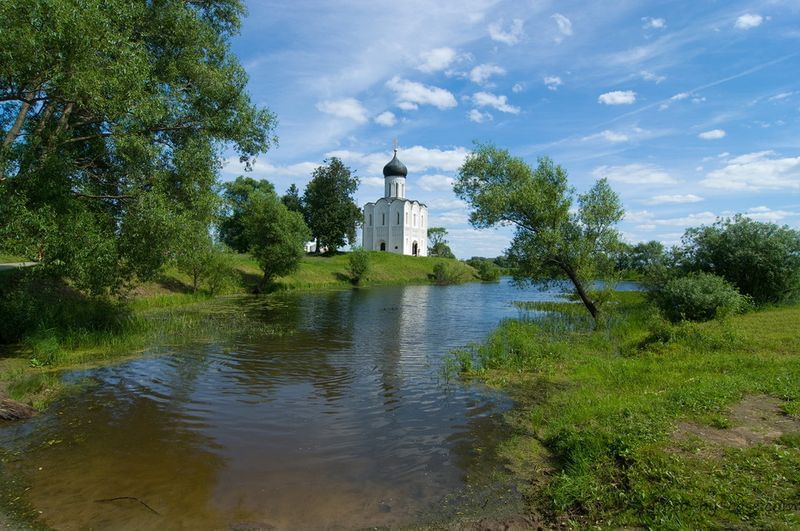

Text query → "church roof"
[382,151,408,178]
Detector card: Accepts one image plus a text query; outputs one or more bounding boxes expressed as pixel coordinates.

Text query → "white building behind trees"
[362,150,428,256]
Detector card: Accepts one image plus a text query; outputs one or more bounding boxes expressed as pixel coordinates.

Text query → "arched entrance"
[379,241,386,251]
[412,241,418,256]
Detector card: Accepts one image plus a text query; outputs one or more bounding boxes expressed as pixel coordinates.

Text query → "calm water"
[0,279,638,529]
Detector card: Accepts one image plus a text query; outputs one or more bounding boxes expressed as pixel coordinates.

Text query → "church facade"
[362,150,428,256]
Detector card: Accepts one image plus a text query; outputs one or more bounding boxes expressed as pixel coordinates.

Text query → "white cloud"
[642,17,666,29]
[701,151,800,191]
[223,157,319,180]
[598,90,636,105]
[417,174,456,192]
[735,13,763,29]
[362,177,384,188]
[642,194,704,205]
[512,83,524,93]
[640,70,666,83]
[768,92,794,101]
[743,206,796,222]
[425,197,467,209]
[328,145,469,175]
[659,92,691,110]
[698,129,726,140]
[386,77,457,110]
[488,18,524,45]
[469,63,506,84]
[374,111,397,127]
[417,47,458,73]
[544,76,563,91]
[593,163,678,184]
[551,13,573,39]
[397,101,419,111]
[316,98,369,123]
[472,92,520,114]
[583,130,629,143]
[468,109,493,123]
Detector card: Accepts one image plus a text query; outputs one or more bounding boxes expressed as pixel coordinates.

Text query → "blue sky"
[223,0,800,258]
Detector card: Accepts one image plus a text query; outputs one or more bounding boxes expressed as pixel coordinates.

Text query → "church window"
[369,214,372,226]
[413,213,417,226]
[397,212,400,224]
[382,213,385,225]
[405,212,409,224]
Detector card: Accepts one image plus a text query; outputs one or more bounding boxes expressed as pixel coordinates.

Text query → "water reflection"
[0,279,602,529]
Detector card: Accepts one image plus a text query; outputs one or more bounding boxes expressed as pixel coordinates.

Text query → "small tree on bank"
[427,227,455,258]
[348,247,370,284]
[243,189,310,290]
[303,158,362,254]
[454,144,624,321]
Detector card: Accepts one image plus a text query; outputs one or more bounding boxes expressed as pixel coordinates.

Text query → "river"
[0,279,638,529]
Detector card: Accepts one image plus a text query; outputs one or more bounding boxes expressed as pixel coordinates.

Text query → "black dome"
[382,151,408,178]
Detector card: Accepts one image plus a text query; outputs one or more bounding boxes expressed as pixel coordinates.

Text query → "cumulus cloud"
[472,92,520,114]
[642,194,704,205]
[469,63,506,84]
[640,70,666,83]
[743,206,796,222]
[488,18,524,45]
[328,145,469,176]
[417,174,456,192]
[512,83,524,93]
[583,130,629,143]
[551,13,573,39]
[468,109,493,123]
[701,151,800,191]
[593,163,678,184]
[223,157,318,180]
[735,13,763,29]
[598,90,636,105]
[544,76,563,91]
[642,17,666,29]
[698,129,726,140]
[374,111,397,127]
[417,47,458,73]
[316,98,369,123]
[386,77,457,110]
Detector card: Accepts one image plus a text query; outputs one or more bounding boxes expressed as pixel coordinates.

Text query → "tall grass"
[455,293,800,528]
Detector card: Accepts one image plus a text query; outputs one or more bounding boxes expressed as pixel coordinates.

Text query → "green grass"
[454,293,800,528]
[0,253,25,263]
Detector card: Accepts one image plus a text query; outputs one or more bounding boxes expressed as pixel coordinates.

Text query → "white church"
[362,149,428,256]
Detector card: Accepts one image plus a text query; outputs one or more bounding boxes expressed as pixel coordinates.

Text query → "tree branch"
[3,91,34,147]
[73,192,133,200]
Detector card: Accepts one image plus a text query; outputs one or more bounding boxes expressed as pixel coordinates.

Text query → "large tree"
[0,0,275,294]
[454,144,624,320]
[302,158,362,253]
[219,176,276,252]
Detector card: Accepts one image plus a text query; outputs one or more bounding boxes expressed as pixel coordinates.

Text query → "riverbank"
[0,252,476,410]
[455,292,800,528]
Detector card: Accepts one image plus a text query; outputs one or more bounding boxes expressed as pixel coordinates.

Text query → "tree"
[0,0,275,294]
[282,184,304,214]
[615,240,666,274]
[242,189,310,290]
[348,247,370,284]
[174,219,215,292]
[427,227,455,258]
[454,144,623,320]
[303,158,362,253]
[678,215,800,304]
[219,177,276,252]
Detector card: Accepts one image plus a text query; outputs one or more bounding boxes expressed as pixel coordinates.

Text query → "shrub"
[679,215,800,304]
[348,247,370,284]
[432,262,468,285]
[204,249,240,295]
[648,272,749,322]
[466,257,501,281]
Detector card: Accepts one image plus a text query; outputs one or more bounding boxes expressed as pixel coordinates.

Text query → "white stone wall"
[362,199,428,256]
[384,176,406,199]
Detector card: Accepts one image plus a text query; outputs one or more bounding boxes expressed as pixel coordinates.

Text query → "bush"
[679,215,800,304]
[648,272,749,322]
[466,257,501,281]
[432,262,468,285]
[348,247,370,284]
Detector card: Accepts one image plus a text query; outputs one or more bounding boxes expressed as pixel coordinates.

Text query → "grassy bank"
[454,293,800,528]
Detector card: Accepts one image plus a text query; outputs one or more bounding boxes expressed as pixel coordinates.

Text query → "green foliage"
[281,184,304,214]
[302,157,362,253]
[679,215,800,304]
[614,240,666,275]
[455,144,624,320]
[347,247,370,284]
[427,227,455,258]
[466,257,501,281]
[458,295,800,528]
[0,0,274,294]
[219,176,277,253]
[432,261,470,285]
[243,188,311,288]
[649,272,750,322]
